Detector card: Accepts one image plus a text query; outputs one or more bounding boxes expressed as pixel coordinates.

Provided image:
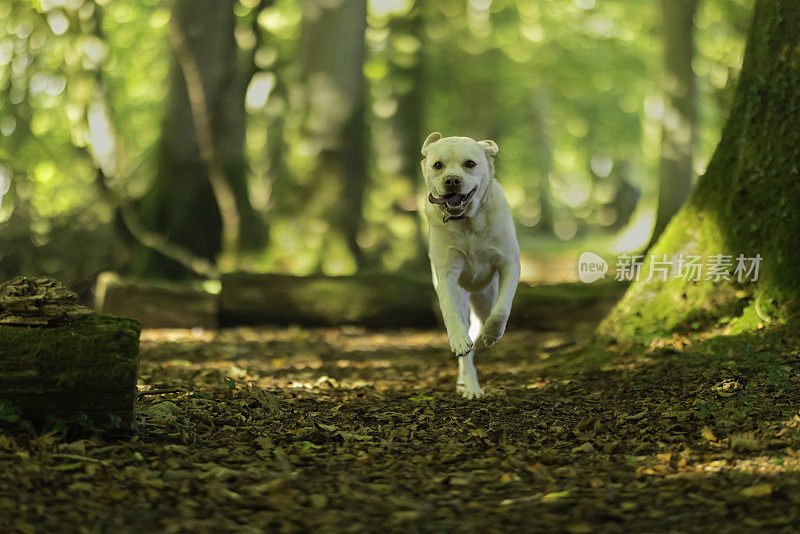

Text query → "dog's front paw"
[449,329,473,357]
[461,380,485,400]
[481,315,507,347]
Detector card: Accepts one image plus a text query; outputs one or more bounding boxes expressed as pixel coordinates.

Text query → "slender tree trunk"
[649,0,699,248]
[301,0,369,269]
[599,0,800,342]
[388,0,427,269]
[135,0,258,278]
[609,160,640,231]
[531,88,554,235]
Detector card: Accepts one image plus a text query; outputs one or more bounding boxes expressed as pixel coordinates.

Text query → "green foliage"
[0,0,754,282]
[0,400,21,423]
[0,398,117,437]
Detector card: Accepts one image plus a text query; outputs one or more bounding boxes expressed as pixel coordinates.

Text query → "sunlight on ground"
[137,327,577,396]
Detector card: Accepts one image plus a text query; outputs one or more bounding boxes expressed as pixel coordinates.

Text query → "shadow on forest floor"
[4,323,800,532]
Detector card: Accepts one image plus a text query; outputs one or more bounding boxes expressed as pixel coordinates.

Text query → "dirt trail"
[3,324,800,533]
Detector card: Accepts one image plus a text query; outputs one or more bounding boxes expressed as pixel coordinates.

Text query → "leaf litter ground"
[3,322,800,532]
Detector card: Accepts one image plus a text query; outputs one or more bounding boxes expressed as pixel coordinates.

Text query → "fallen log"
[220,272,439,328]
[0,277,140,428]
[220,272,627,330]
[509,279,629,331]
[95,272,218,329]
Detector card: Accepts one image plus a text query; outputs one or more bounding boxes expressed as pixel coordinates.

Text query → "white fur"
[421,133,520,399]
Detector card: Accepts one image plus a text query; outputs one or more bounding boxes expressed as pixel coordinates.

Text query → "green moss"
[599,0,800,343]
[0,314,141,391]
[727,301,763,335]
[599,205,746,341]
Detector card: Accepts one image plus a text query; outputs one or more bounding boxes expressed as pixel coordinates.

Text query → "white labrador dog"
[421,132,520,399]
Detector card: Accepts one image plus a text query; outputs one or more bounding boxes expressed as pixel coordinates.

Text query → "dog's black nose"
[443,176,462,189]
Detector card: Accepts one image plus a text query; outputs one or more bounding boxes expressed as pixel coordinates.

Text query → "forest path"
[4,324,800,532]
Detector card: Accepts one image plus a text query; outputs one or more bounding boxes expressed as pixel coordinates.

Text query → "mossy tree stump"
[0,277,141,428]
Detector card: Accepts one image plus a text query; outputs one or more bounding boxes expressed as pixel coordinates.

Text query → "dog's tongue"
[428,192,461,205]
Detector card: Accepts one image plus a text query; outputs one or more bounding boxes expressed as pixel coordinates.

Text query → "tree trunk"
[301,0,369,269]
[387,1,427,269]
[649,0,699,247]
[599,0,800,342]
[134,0,259,279]
[609,160,640,231]
[531,88,554,235]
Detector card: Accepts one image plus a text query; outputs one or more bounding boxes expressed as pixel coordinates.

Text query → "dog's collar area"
[442,214,465,223]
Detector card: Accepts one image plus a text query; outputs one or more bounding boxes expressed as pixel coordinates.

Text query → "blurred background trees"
[0,0,754,289]
[135,0,259,278]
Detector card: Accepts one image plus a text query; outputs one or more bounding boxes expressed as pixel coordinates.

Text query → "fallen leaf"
[741,484,772,498]
[542,491,569,502]
[571,442,595,453]
[701,426,717,442]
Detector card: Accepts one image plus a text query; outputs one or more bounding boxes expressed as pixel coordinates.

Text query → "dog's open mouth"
[428,187,477,216]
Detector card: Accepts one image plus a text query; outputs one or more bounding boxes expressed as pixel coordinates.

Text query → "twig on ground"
[138,388,182,398]
[50,453,106,464]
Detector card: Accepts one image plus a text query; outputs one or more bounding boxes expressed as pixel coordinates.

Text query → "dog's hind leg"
[456,313,483,399]
[455,287,479,398]
[470,276,498,331]
[456,278,498,399]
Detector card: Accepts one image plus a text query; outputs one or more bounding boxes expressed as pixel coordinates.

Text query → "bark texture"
[600,0,800,341]
[0,276,90,326]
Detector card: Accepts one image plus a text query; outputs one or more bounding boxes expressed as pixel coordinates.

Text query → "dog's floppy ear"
[478,139,498,156]
[421,132,442,156]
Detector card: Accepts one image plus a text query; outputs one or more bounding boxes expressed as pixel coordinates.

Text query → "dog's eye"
[433,161,444,170]
[464,160,476,168]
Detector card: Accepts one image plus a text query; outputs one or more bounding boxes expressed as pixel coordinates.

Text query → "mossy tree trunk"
[649,0,699,247]
[134,0,261,279]
[599,0,800,342]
